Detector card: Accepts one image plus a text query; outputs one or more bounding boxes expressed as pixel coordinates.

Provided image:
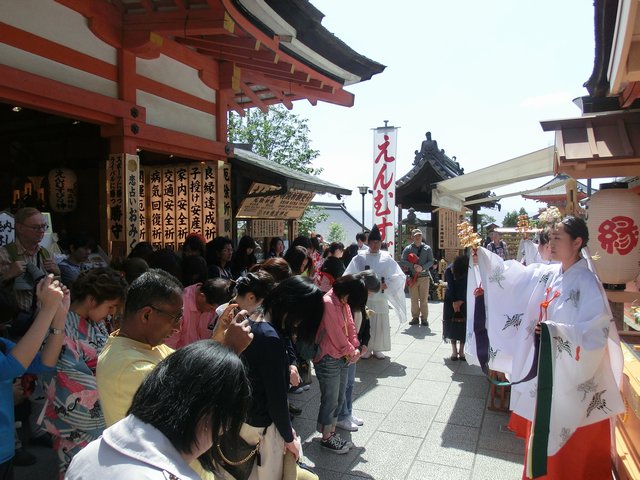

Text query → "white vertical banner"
[372,126,398,254]
[124,155,140,255]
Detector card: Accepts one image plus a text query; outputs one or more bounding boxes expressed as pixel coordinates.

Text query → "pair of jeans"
[314,355,349,435]
[337,362,357,422]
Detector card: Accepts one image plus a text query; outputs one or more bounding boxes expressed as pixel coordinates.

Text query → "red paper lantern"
[586,182,640,287]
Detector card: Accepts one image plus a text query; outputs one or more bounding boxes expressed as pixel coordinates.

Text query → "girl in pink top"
[314,275,369,454]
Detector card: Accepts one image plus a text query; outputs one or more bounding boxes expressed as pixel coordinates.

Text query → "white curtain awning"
[432,146,555,210]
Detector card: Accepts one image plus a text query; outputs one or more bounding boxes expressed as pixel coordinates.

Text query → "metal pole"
[361,192,365,232]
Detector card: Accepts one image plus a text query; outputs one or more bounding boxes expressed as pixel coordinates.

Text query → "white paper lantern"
[586,183,640,286]
[48,168,78,213]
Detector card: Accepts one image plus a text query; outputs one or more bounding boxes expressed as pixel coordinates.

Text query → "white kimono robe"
[517,239,544,266]
[465,247,623,457]
[345,250,407,352]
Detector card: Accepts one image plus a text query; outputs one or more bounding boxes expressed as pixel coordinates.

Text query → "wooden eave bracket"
[239,81,268,113]
[123,30,164,59]
[123,8,234,36]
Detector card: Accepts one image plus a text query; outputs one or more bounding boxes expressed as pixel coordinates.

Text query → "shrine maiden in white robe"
[465,247,623,456]
[345,250,407,352]
[517,239,545,266]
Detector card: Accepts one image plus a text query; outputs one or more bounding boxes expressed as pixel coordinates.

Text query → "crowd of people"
[1,206,622,480]
[0,207,420,480]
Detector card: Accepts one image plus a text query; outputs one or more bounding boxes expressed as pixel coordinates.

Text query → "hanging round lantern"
[48,168,78,213]
[586,182,640,287]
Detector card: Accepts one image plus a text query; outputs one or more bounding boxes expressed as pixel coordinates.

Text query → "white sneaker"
[360,350,371,359]
[336,419,358,432]
[350,415,364,426]
[373,351,386,360]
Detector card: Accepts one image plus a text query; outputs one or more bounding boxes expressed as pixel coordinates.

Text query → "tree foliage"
[502,207,528,227]
[327,222,346,243]
[297,205,328,237]
[228,106,326,236]
[228,105,322,175]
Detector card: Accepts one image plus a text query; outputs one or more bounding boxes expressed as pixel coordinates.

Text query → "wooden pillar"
[106,154,140,259]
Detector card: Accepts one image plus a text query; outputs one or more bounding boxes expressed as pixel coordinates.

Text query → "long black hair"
[452,255,469,280]
[560,216,589,249]
[128,340,250,473]
[235,271,275,301]
[332,274,368,311]
[262,276,323,343]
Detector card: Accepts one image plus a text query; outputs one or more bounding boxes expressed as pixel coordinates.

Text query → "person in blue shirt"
[0,275,68,479]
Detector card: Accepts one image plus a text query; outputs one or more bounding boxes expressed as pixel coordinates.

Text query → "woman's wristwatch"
[49,327,64,335]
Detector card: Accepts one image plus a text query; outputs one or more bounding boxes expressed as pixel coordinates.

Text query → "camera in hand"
[13,263,47,291]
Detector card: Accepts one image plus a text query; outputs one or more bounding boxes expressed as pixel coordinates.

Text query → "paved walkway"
[17,299,526,480]
[290,299,525,480]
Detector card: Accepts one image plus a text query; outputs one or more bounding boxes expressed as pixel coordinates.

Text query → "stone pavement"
[289,298,526,480]
[16,299,526,480]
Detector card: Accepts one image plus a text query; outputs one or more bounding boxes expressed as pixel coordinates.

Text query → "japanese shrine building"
[0,0,384,254]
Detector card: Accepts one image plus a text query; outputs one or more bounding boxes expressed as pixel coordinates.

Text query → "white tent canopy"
[431,146,555,211]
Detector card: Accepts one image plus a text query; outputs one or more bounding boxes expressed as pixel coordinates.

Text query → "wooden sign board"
[438,208,463,250]
[236,183,314,219]
[252,220,284,238]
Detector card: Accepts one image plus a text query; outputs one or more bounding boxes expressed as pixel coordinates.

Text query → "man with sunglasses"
[97,269,252,427]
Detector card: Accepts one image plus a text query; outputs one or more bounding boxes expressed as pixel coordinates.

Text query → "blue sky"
[290,0,606,227]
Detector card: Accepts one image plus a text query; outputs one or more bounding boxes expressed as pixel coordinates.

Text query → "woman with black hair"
[442,255,469,361]
[230,235,258,279]
[308,236,322,270]
[235,276,324,479]
[266,237,285,259]
[66,341,251,479]
[211,271,275,344]
[181,233,206,258]
[41,267,128,478]
[206,237,234,280]
[336,271,379,433]
[320,242,345,280]
[283,246,313,277]
[313,275,368,454]
[341,243,359,269]
[471,216,623,479]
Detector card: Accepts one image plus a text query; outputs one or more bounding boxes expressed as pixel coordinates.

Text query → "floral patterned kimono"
[465,248,624,479]
[40,311,108,478]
